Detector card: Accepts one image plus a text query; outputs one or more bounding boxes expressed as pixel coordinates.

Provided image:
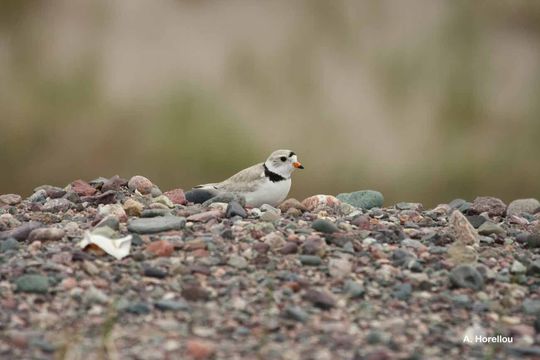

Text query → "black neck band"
[264,164,286,182]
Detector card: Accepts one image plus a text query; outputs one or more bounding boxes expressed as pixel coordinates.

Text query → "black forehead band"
[289,151,296,157]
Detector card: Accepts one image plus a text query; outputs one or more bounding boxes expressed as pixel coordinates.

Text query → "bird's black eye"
[280,156,287,162]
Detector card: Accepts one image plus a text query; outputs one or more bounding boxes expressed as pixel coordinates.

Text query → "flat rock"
[507,198,540,216]
[450,265,484,291]
[70,179,96,196]
[187,210,222,222]
[471,196,507,217]
[0,194,22,205]
[128,216,186,234]
[15,275,49,294]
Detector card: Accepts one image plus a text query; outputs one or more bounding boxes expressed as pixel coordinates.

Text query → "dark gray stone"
[0,221,43,240]
[299,255,322,266]
[0,238,19,252]
[311,219,339,233]
[185,189,216,204]
[155,299,190,311]
[283,306,309,322]
[15,274,49,294]
[450,265,484,291]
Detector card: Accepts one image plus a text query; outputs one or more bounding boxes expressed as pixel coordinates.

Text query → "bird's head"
[265,149,304,178]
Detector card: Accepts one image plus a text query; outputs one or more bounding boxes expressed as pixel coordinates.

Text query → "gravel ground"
[0,176,539,360]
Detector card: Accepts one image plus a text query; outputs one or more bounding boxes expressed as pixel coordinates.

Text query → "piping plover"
[193,149,304,207]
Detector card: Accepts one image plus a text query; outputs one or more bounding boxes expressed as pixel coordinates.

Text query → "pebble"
[303,289,336,309]
[0,238,20,252]
[0,194,22,205]
[15,274,49,294]
[393,283,413,300]
[523,299,540,315]
[226,201,247,218]
[163,188,187,205]
[328,257,352,278]
[155,299,190,312]
[185,189,216,204]
[507,198,540,216]
[279,242,298,255]
[283,306,309,322]
[27,228,65,241]
[70,179,96,196]
[143,267,168,278]
[42,198,72,213]
[471,196,507,217]
[153,195,174,208]
[101,175,127,192]
[124,303,151,315]
[301,195,341,211]
[203,193,246,207]
[146,240,174,257]
[344,280,365,298]
[299,255,322,266]
[228,255,248,269]
[123,198,144,217]
[28,189,47,203]
[83,287,109,304]
[186,339,216,360]
[311,219,339,233]
[187,210,222,222]
[128,175,153,195]
[278,198,307,213]
[450,265,484,290]
[96,216,120,231]
[477,222,505,236]
[511,260,527,274]
[0,221,43,240]
[336,190,384,209]
[128,216,186,234]
[448,210,479,246]
[526,234,540,248]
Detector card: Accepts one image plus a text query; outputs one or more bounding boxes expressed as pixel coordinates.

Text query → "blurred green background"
[1,0,540,207]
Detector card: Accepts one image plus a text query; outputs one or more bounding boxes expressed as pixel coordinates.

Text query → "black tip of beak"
[299,165,304,169]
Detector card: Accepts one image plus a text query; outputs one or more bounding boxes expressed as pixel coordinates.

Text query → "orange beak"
[293,162,304,169]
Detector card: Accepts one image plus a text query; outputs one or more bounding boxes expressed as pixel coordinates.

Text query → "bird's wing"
[214,163,265,193]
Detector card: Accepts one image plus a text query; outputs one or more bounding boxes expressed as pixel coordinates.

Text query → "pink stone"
[128,175,153,195]
[146,240,174,257]
[71,179,97,196]
[0,194,22,205]
[186,339,216,360]
[187,210,222,222]
[164,188,187,205]
[301,195,342,211]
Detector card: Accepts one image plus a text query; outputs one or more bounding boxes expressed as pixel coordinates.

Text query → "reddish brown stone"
[164,188,187,205]
[71,179,97,196]
[146,240,174,257]
[186,339,216,360]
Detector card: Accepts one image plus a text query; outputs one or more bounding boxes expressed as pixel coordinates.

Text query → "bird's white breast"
[244,178,291,207]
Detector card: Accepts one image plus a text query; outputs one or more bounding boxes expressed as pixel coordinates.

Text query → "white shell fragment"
[78,231,132,260]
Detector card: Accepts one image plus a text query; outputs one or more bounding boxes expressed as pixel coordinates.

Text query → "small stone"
[164,188,187,205]
[301,237,326,256]
[124,303,151,315]
[42,198,72,213]
[447,243,478,264]
[465,215,487,229]
[228,255,248,269]
[279,242,298,255]
[0,194,22,205]
[344,280,365,298]
[527,260,540,275]
[471,196,507,217]
[278,198,307,213]
[143,267,168,278]
[507,198,540,216]
[0,238,19,252]
[141,209,171,217]
[15,275,49,294]
[299,255,322,266]
[187,210,222,222]
[123,199,144,217]
[392,283,413,300]
[101,175,127,192]
[128,175,153,195]
[128,216,186,234]
[28,228,65,241]
[98,204,127,221]
[311,219,339,233]
[477,222,505,236]
[301,195,342,212]
[83,287,109,304]
[146,240,174,257]
[511,260,527,274]
[95,216,120,231]
[526,234,540,248]
[523,299,540,315]
[362,237,377,246]
[328,257,352,278]
[150,186,162,197]
[29,189,47,203]
[303,289,336,309]
[186,339,216,360]
[450,265,484,291]
[182,284,210,301]
[226,201,247,218]
[70,179,96,196]
[336,190,384,210]
[185,189,216,204]
[153,195,174,208]
[0,221,43,241]
[448,210,479,246]
[283,306,309,322]
[155,299,190,311]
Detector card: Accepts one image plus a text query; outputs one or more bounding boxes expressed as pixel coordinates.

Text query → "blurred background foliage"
[1,0,540,207]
